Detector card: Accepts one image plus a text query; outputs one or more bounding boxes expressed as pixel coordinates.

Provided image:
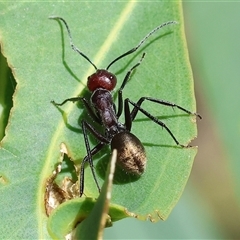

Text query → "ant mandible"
[50,17,201,197]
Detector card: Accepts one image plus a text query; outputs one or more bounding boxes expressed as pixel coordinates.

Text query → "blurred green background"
[0,1,239,239]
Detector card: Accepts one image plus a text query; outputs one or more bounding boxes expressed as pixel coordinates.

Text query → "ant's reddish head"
[87,69,117,92]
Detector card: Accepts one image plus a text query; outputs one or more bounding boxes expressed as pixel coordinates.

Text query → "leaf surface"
[0,1,198,238]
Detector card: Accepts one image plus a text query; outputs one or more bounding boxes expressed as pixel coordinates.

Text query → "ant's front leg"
[51,97,101,123]
[51,97,83,106]
[116,53,145,118]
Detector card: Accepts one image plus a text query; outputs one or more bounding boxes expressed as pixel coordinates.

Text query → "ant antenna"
[106,21,178,70]
[49,16,98,71]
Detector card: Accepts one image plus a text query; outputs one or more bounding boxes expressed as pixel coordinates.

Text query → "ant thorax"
[91,88,118,131]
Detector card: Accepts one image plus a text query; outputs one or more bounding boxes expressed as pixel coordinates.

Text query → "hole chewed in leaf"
[0,47,16,141]
[44,143,79,216]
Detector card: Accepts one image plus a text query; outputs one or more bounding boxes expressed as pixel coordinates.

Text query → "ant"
[50,17,201,197]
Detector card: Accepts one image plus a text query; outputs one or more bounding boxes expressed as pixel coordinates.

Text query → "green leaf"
[0,1,198,239]
[73,150,117,239]
[47,150,130,239]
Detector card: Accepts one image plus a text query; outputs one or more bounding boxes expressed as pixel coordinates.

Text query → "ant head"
[87,69,117,92]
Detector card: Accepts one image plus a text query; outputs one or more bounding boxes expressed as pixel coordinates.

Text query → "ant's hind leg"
[130,97,202,121]
[79,142,105,197]
[126,98,188,147]
[80,120,109,196]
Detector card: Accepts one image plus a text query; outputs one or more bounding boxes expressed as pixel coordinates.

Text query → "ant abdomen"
[111,132,147,176]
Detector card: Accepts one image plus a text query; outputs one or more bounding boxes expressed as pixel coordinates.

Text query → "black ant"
[50,17,201,197]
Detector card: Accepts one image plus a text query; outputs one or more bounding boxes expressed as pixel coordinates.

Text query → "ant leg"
[79,142,105,197]
[81,120,110,195]
[125,98,186,147]
[117,53,145,118]
[124,97,132,131]
[130,97,202,121]
[51,97,83,106]
[52,96,101,123]
[82,120,110,144]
